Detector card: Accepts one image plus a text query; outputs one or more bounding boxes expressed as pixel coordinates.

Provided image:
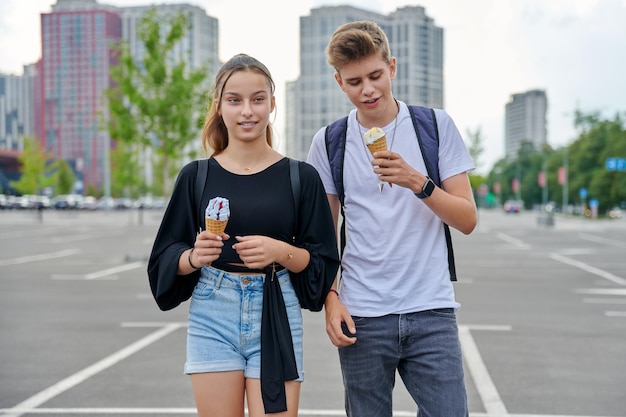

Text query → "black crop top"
[203,158,296,269]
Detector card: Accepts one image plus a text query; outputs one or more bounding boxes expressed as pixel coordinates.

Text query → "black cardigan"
[148,157,340,413]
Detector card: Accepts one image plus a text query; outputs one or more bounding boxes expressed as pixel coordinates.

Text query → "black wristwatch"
[415,177,435,199]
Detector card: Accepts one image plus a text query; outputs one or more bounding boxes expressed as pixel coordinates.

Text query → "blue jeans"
[338,309,468,417]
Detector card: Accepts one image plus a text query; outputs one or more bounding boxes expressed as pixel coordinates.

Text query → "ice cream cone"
[363,127,392,191]
[366,136,387,154]
[363,127,387,155]
[205,217,228,235]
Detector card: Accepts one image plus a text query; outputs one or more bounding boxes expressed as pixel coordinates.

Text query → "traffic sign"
[579,188,588,199]
[606,157,626,171]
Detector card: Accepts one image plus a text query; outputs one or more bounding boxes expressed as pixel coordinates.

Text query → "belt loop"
[214,268,224,290]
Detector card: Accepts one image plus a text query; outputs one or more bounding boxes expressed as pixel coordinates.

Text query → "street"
[1,208,625,417]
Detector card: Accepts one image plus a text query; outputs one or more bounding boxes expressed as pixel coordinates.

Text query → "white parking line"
[575,288,626,295]
[578,233,626,249]
[0,249,81,267]
[0,323,615,417]
[0,409,619,416]
[0,323,185,417]
[582,297,626,304]
[460,325,510,416]
[496,233,531,250]
[50,234,94,243]
[51,262,144,280]
[550,253,626,285]
[84,262,144,279]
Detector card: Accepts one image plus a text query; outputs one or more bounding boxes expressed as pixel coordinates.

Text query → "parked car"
[96,196,115,210]
[8,195,33,209]
[79,196,98,210]
[33,195,51,209]
[608,207,623,219]
[52,194,83,210]
[503,200,523,213]
[114,198,133,210]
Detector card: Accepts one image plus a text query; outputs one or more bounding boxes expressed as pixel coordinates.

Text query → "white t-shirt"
[306,101,475,317]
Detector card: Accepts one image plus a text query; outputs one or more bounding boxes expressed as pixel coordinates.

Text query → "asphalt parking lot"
[1,208,625,417]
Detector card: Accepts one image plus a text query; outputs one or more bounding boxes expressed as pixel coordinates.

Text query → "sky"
[1,0,625,173]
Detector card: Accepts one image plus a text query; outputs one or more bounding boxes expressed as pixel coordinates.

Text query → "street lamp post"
[562,147,568,209]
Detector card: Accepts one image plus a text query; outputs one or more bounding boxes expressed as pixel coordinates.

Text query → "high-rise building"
[286,5,444,161]
[38,0,219,191]
[120,4,219,80]
[0,66,36,151]
[39,0,122,190]
[0,66,37,192]
[504,89,548,159]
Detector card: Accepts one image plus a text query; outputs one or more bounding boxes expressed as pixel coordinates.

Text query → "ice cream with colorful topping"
[205,197,229,235]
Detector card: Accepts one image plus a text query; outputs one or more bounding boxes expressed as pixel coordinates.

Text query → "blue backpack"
[324,105,457,281]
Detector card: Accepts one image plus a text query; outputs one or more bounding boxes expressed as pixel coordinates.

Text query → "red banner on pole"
[538,171,546,188]
[558,166,566,185]
[512,178,519,192]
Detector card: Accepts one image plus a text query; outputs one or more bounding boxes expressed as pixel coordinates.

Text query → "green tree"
[487,109,626,215]
[106,8,211,197]
[465,127,488,206]
[466,127,485,173]
[10,137,55,195]
[54,159,76,195]
[110,145,145,198]
[568,111,626,210]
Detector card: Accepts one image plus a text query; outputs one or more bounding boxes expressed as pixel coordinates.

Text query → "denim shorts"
[184,266,304,381]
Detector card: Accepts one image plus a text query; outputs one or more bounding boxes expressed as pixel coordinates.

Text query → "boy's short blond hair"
[326,20,391,71]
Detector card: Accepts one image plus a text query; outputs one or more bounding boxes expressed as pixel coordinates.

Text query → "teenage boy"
[306,20,477,417]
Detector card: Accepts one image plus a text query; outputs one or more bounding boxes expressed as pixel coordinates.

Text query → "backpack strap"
[288,158,300,242]
[195,158,209,233]
[324,116,348,206]
[408,106,457,281]
[324,116,348,256]
[408,106,440,184]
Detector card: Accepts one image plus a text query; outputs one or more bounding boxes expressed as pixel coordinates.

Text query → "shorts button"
[243,279,249,285]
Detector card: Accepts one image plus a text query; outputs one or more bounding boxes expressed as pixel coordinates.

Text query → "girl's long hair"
[201,53,276,156]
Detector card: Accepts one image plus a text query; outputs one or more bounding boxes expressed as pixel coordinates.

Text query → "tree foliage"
[486,110,626,214]
[55,159,76,195]
[466,126,485,173]
[10,137,56,195]
[9,137,76,196]
[106,8,211,197]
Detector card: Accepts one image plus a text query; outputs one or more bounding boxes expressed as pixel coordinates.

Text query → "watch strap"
[415,177,435,199]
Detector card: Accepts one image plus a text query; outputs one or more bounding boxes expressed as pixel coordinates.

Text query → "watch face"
[424,178,435,196]
[417,177,435,199]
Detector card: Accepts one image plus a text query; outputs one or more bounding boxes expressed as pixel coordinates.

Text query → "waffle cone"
[205,217,228,235]
[366,136,387,154]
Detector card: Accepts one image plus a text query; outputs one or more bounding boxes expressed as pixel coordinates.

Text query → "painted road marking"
[51,261,144,280]
[496,233,531,250]
[2,324,615,417]
[0,323,184,417]
[0,249,81,267]
[550,253,626,286]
